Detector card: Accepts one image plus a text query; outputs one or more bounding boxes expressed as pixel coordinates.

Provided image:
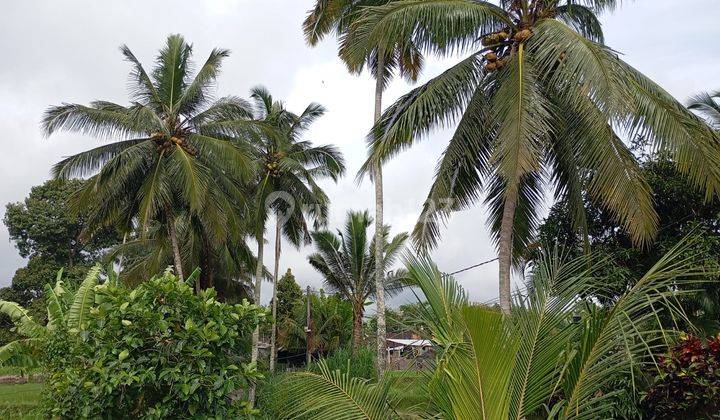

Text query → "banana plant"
[0,266,101,368]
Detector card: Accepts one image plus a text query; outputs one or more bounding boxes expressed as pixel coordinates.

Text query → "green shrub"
[641,333,720,418]
[311,346,376,381]
[43,269,266,418]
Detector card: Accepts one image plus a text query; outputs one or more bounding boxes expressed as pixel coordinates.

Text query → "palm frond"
[340,0,510,72]
[360,52,485,177]
[177,48,230,114]
[555,4,604,43]
[152,34,193,110]
[687,90,720,130]
[275,360,394,419]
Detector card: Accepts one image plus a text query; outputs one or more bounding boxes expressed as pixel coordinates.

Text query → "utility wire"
[444,257,499,277]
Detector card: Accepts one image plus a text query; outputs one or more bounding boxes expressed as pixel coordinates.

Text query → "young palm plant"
[43,34,263,281]
[245,86,345,395]
[346,0,720,314]
[307,210,408,354]
[0,267,101,368]
[304,0,424,375]
[274,237,707,419]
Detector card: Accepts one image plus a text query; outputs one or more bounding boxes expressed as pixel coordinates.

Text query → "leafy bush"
[311,346,376,381]
[642,333,720,418]
[43,269,266,418]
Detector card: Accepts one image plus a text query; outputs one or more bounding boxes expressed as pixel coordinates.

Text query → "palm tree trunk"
[352,302,364,355]
[269,216,281,372]
[200,231,214,293]
[373,53,388,378]
[498,185,519,315]
[248,229,264,406]
[164,205,184,282]
[118,232,128,273]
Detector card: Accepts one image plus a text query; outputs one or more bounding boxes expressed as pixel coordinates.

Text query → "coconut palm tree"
[307,210,408,354]
[344,0,720,314]
[688,90,720,130]
[245,86,345,384]
[274,237,707,419]
[42,34,262,281]
[304,0,424,375]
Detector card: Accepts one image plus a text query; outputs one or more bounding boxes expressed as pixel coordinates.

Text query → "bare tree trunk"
[164,205,184,282]
[352,303,364,355]
[373,54,388,378]
[498,185,519,315]
[269,216,281,372]
[248,230,264,406]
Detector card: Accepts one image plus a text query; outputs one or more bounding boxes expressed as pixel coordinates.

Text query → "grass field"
[0,383,43,419]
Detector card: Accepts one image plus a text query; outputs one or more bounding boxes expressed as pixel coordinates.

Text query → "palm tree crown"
[42,34,262,280]
[345,0,720,312]
[248,86,345,246]
[308,210,407,352]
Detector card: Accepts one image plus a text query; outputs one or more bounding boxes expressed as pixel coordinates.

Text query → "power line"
[444,257,499,277]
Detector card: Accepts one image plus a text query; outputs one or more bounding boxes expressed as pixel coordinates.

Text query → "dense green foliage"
[642,334,720,418]
[1,179,119,345]
[537,149,720,332]
[4,179,118,266]
[277,290,353,355]
[42,269,265,418]
[274,239,707,419]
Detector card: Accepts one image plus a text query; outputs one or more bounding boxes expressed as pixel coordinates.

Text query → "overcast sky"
[1,1,718,308]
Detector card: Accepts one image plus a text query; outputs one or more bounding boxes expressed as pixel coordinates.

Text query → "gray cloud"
[1,1,718,310]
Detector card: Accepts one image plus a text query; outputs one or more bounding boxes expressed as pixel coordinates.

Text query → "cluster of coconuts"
[266,151,286,178]
[481,28,533,72]
[152,133,197,156]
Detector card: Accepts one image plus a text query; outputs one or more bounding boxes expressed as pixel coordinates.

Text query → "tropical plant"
[41,268,266,418]
[275,268,303,321]
[107,210,261,300]
[277,290,353,356]
[0,266,101,368]
[688,89,720,130]
[304,0,425,375]
[344,0,720,314]
[308,210,407,353]
[244,86,345,380]
[274,236,709,419]
[2,179,120,309]
[537,145,720,333]
[42,34,263,282]
[641,333,720,419]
